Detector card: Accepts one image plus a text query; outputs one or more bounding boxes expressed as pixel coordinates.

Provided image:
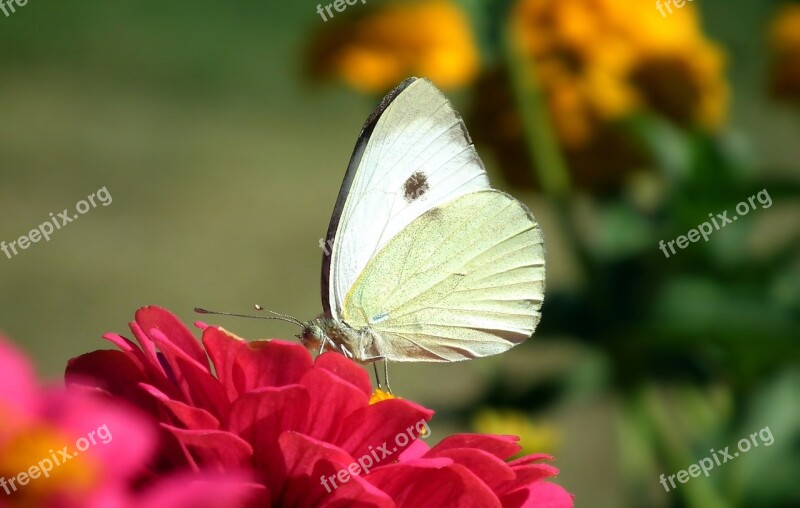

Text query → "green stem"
[502,28,571,199]
[501,26,594,283]
[640,386,728,508]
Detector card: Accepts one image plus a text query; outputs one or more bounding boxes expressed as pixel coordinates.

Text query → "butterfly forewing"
[323,78,490,320]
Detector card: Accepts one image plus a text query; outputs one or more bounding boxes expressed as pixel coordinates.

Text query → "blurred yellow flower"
[473,409,560,456]
[769,4,800,100]
[0,424,98,503]
[306,1,478,93]
[511,0,729,147]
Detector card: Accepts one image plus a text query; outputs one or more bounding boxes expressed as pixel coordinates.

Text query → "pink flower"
[67,306,573,507]
[0,332,255,508]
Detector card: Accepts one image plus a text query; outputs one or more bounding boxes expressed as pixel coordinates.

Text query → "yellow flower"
[769,4,800,100]
[511,0,729,147]
[473,409,560,456]
[307,1,479,93]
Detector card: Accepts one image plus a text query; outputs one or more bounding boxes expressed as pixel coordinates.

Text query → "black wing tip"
[362,77,420,132]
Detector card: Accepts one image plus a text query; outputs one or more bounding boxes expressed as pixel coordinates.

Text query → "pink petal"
[43,390,157,481]
[397,437,430,461]
[0,334,39,417]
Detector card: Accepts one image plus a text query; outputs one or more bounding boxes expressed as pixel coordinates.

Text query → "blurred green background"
[1,1,799,507]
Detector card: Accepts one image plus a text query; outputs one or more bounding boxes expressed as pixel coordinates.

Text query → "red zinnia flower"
[67,306,573,507]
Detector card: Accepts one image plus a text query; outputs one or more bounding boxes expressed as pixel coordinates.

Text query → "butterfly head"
[297,320,326,352]
[299,317,372,362]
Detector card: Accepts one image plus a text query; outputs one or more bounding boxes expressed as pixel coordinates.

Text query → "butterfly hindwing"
[343,190,545,362]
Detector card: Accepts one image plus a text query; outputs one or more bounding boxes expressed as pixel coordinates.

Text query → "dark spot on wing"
[403,171,430,202]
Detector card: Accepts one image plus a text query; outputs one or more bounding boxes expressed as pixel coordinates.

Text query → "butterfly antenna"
[194,306,304,328]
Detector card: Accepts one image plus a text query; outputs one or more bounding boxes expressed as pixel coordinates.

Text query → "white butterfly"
[300,77,545,376]
[198,77,544,389]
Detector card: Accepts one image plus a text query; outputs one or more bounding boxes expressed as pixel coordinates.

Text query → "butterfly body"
[300,316,379,362]
[301,77,545,366]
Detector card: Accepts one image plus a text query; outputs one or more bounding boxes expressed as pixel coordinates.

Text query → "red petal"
[130,320,167,377]
[203,326,247,401]
[231,340,313,395]
[137,473,265,508]
[428,434,521,460]
[65,350,158,414]
[150,328,230,419]
[368,459,501,508]
[227,385,310,469]
[136,306,209,368]
[140,383,221,430]
[508,454,555,467]
[314,352,372,396]
[163,425,254,471]
[102,332,148,365]
[505,481,574,508]
[495,464,561,503]
[299,367,369,442]
[272,432,393,508]
[424,447,515,491]
[335,399,433,461]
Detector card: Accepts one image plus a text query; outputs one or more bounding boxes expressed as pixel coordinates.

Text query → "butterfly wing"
[343,190,545,362]
[322,77,491,320]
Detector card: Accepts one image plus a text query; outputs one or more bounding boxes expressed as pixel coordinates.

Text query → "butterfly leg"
[362,355,392,394]
[318,336,340,357]
[383,358,392,394]
[372,362,383,391]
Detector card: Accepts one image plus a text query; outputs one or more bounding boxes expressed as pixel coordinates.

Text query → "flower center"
[369,388,396,405]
